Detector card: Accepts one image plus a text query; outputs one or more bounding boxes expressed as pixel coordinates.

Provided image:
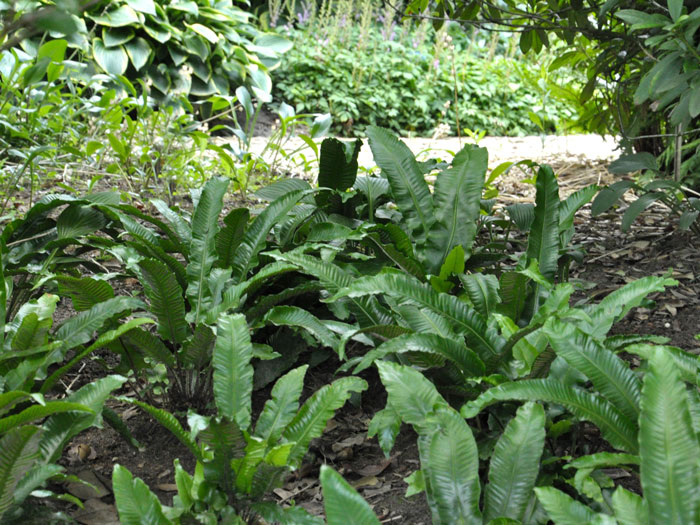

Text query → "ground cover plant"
[2,0,700,523]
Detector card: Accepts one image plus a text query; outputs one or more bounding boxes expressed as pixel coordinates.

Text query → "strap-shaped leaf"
[213,314,254,430]
[459,273,500,317]
[354,333,485,378]
[39,376,126,463]
[321,465,381,525]
[262,306,339,351]
[231,190,305,283]
[611,487,649,525]
[0,426,42,519]
[215,208,249,269]
[422,407,482,525]
[525,165,560,281]
[139,258,188,344]
[544,320,641,423]
[640,348,700,524]
[56,204,107,239]
[461,379,638,453]
[255,365,308,444]
[10,313,51,352]
[423,144,487,273]
[186,177,229,323]
[484,402,545,522]
[353,175,390,222]
[330,269,504,369]
[559,185,598,233]
[377,361,447,426]
[366,126,434,245]
[0,401,92,435]
[54,296,144,350]
[150,199,192,246]
[56,275,115,311]
[586,276,677,339]
[534,486,597,525]
[282,376,367,468]
[318,138,361,192]
[112,464,171,525]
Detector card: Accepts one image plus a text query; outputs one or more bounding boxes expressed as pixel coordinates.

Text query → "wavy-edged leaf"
[354,175,390,221]
[354,333,485,378]
[506,203,535,231]
[363,233,426,280]
[318,138,361,191]
[231,190,305,283]
[150,199,191,246]
[120,326,176,367]
[215,208,249,269]
[41,318,155,394]
[56,275,114,311]
[377,361,447,426]
[612,486,649,525]
[282,376,367,468]
[0,402,92,435]
[485,402,546,522]
[640,348,700,524]
[55,296,144,350]
[526,165,560,281]
[622,192,664,232]
[461,379,638,453]
[266,250,388,326]
[534,486,597,525]
[366,126,434,244]
[567,452,640,470]
[10,313,51,352]
[544,320,641,423]
[0,425,42,518]
[112,464,170,525]
[56,204,107,239]
[247,281,323,321]
[321,465,381,525]
[559,185,598,233]
[394,305,457,339]
[460,273,500,317]
[138,258,187,344]
[422,406,482,525]
[330,269,504,368]
[498,271,529,321]
[368,406,402,457]
[40,375,127,463]
[213,314,254,430]
[262,306,339,351]
[120,398,201,460]
[255,365,308,444]
[186,177,228,323]
[12,463,64,505]
[586,276,677,338]
[423,144,487,272]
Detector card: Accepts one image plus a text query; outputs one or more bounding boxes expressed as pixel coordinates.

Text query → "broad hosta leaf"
[321,465,381,525]
[330,269,504,368]
[461,379,638,453]
[640,349,700,524]
[92,38,128,75]
[124,37,151,71]
[0,426,42,519]
[125,0,156,15]
[231,190,305,283]
[422,407,482,525]
[544,320,641,423]
[139,258,188,344]
[213,314,254,430]
[255,366,308,444]
[55,296,144,350]
[90,6,140,27]
[56,205,107,239]
[423,144,487,272]
[484,402,545,522]
[525,165,560,281]
[366,126,434,244]
[186,177,228,323]
[112,465,170,525]
[377,361,447,426]
[354,333,485,378]
[535,486,597,525]
[282,376,367,467]
[262,306,339,352]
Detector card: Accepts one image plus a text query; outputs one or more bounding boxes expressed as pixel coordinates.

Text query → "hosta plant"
[111,313,367,523]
